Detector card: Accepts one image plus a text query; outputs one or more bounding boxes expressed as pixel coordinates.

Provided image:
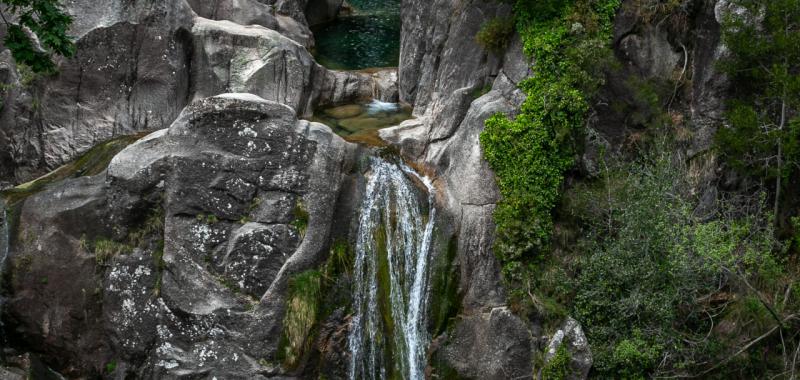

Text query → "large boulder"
[5,94,358,378]
[434,307,532,379]
[186,0,315,48]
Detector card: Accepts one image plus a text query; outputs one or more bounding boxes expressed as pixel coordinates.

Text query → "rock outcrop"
[544,317,593,380]
[4,94,359,378]
[0,0,393,186]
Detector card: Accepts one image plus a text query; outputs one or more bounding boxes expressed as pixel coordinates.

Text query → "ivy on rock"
[479,0,620,290]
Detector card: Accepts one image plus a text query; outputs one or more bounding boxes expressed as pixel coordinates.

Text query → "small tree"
[0,0,75,73]
[716,0,800,223]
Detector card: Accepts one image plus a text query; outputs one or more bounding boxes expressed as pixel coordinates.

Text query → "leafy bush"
[475,17,515,54]
[562,142,794,377]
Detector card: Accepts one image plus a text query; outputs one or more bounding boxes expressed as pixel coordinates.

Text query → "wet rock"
[304,0,346,26]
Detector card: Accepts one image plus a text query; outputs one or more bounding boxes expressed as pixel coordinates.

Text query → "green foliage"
[429,237,462,336]
[715,0,800,217]
[196,213,218,225]
[278,270,322,369]
[1,0,76,73]
[542,344,572,380]
[560,142,794,377]
[479,0,620,292]
[622,0,687,24]
[475,16,514,54]
[792,216,800,250]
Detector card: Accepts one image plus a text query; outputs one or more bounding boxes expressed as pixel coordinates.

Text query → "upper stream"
[312,0,401,70]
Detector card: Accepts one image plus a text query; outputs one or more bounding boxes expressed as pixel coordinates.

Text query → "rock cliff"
[0,0,737,378]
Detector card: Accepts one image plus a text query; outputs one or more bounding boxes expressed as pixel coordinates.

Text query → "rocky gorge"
[1,0,796,379]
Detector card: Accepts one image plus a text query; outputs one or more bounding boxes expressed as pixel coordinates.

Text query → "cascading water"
[1,202,9,275]
[0,201,9,351]
[348,157,436,380]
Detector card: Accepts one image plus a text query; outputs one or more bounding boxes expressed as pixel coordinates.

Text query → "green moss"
[0,132,148,206]
[105,360,117,374]
[196,213,219,225]
[278,270,322,369]
[542,344,572,380]
[152,241,165,297]
[373,224,397,375]
[469,83,493,100]
[429,237,462,336]
[324,240,353,280]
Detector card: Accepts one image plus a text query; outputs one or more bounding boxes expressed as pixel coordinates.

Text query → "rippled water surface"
[312,0,401,70]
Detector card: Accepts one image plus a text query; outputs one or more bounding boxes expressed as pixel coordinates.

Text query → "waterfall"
[0,201,9,351]
[1,203,9,275]
[348,157,437,380]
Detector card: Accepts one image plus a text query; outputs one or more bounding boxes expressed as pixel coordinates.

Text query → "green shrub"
[475,17,515,54]
[563,142,793,377]
[605,334,662,380]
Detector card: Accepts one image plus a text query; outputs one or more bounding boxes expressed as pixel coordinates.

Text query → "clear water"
[312,100,412,146]
[348,157,436,380]
[312,0,401,70]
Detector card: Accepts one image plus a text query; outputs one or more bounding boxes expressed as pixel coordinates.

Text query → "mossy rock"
[1,132,147,206]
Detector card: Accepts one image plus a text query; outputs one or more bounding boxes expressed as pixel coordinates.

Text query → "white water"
[1,204,9,273]
[348,157,437,380]
[0,203,9,349]
[365,100,401,115]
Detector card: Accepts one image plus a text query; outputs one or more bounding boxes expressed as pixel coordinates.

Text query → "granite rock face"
[384,1,535,377]
[5,94,358,378]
